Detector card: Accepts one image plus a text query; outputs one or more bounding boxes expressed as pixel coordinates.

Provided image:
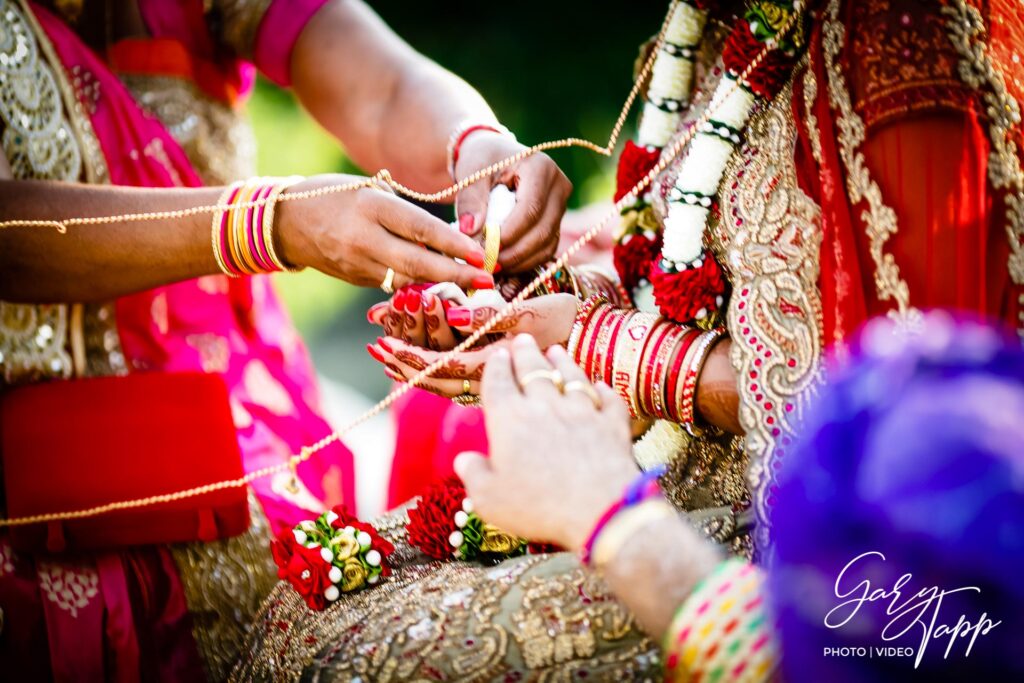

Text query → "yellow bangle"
[212,181,243,277]
[591,497,677,569]
[232,180,263,275]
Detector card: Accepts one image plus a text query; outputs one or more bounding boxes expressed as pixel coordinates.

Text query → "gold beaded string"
[0,0,677,236]
[0,5,798,527]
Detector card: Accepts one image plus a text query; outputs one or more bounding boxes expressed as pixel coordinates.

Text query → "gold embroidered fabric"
[231,511,660,682]
[0,0,116,387]
[121,73,257,185]
[715,80,826,551]
[171,495,279,683]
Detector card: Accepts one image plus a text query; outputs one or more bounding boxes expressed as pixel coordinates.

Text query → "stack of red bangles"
[212,176,304,277]
[567,295,725,425]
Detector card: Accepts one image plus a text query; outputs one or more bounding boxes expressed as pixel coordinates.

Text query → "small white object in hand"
[485,184,516,228]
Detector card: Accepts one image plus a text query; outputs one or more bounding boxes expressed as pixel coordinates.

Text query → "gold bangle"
[263,175,304,272]
[226,182,254,275]
[212,181,242,277]
[611,312,658,418]
[482,219,500,274]
[591,498,677,569]
[232,180,263,275]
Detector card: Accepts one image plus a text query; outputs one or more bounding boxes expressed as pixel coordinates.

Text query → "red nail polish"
[493,262,503,274]
[393,290,407,312]
[378,337,394,353]
[406,293,421,313]
[366,344,385,363]
[458,213,474,235]
[465,249,486,269]
[447,307,471,327]
[471,275,494,290]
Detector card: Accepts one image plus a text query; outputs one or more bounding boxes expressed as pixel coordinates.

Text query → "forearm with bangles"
[566,294,734,432]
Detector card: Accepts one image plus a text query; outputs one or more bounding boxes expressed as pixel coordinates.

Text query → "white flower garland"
[659,74,760,267]
[636,2,709,149]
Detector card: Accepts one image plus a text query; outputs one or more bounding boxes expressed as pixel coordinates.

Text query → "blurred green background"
[253,1,666,396]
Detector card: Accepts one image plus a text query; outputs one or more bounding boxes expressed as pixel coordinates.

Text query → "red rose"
[527,541,562,555]
[650,255,727,324]
[281,543,333,611]
[614,232,662,295]
[328,504,360,529]
[615,140,662,201]
[407,477,467,560]
[270,529,298,573]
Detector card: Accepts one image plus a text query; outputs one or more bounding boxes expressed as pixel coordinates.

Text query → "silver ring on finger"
[562,380,603,410]
[380,267,396,294]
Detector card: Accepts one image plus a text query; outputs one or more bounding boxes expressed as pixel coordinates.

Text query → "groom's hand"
[454,132,571,272]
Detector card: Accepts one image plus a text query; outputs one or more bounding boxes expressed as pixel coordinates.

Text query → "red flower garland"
[721,16,795,100]
[650,256,727,325]
[407,476,467,560]
[615,140,662,202]
[614,232,662,294]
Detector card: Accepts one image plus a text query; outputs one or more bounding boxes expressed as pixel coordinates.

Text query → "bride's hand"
[444,292,579,350]
[454,336,637,550]
[454,134,571,272]
[275,174,495,291]
[367,285,457,350]
[367,336,509,398]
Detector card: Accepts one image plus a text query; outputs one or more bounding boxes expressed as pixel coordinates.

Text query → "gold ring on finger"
[452,380,480,408]
[380,267,396,294]
[518,369,565,393]
[562,380,603,410]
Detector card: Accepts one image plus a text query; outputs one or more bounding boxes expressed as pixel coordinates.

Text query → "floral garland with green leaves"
[614,0,807,325]
[271,506,395,611]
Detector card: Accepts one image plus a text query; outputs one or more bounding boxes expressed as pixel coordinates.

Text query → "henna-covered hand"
[445,293,578,349]
[366,336,508,398]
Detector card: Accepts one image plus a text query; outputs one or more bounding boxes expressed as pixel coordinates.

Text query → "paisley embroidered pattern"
[717,80,825,550]
[941,0,1024,335]
[823,0,922,330]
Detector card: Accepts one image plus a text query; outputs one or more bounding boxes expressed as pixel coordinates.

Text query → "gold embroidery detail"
[231,513,656,681]
[121,73,257,185]
[717,80,825,549]
[802,51,824,164]
[941,0,1024,334]
[171,495,279,683]
[0,0,117,386]
[822,0,921,329]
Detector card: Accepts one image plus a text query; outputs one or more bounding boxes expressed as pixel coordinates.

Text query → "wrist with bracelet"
[212,176,304,277]
[446,120,515,180]
[579,465,675,568]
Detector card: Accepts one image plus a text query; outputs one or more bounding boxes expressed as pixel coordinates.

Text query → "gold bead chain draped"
[0,4,798,527]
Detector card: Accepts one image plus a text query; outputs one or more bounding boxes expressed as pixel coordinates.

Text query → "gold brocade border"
[16,0,108,185]
[822,0,922,330]
[941,0,1024,335]
[717,77,825,552]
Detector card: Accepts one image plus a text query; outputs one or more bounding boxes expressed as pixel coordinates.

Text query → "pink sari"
[0,3,349,680]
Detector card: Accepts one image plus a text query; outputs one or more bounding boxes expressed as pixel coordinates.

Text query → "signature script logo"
[823,551,1000,668]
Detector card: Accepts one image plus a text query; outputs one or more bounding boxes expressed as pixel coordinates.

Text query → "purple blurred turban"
[768,313,1024,682]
